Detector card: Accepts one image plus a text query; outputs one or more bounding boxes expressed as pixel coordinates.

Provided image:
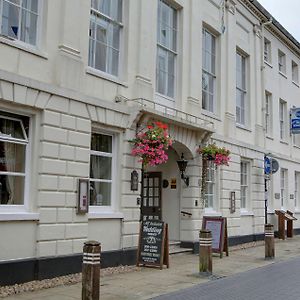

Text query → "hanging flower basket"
[197,143,230,166]
[130,121,173,168]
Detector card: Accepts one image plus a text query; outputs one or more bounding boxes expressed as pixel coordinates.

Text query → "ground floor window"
[89,132,114,208]
[0,112,29,206]
[205,161,216,208]
[280,168,287,208]
[240,160,250,210]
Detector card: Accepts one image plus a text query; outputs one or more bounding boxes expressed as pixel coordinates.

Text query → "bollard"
[265,224,275,259]
[82,241,101,300]
[199,229,212,274]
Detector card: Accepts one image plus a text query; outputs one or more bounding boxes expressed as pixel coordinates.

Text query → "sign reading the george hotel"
[137,220,169,269]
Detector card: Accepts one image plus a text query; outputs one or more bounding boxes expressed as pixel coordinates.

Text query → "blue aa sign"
[264,156,271,175]
[290,108,300,134]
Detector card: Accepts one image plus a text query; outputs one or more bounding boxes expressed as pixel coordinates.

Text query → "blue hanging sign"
[290,108,300,134]
[264,156,271,175]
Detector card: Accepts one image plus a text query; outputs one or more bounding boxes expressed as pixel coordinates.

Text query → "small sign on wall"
[230,191,236,213]
[77,179,89,214]
[275,193,280,200]
[170,178,177,189]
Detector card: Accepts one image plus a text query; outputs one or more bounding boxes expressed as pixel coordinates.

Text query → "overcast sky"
[258,0,300,41]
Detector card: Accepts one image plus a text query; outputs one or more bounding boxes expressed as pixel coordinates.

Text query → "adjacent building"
[0,0,300,284]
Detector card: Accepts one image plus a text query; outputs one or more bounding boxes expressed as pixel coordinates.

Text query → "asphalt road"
[152,256,300,300]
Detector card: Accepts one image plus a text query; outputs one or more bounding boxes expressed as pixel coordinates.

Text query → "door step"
[169,241,193,255]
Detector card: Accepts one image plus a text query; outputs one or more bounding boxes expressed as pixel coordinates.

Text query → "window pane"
[91,133,112,153]
[90,155,112,180]
[90,181,111,206]
[20,10,37,45]
[2,1,20,39]
[0,117,26,140]
[0,141,26,173]
[22,0,38,13]
[0,174,24,205]
[95,41,107,71]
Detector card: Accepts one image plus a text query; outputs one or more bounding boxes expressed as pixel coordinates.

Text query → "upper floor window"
[278,50,286,74]
[0,0,39,46]
[280,168,287,207]
[295,172,300,209]
[156,0,177,99]
[0,113,29,206]
[265,91,272,136]
[279,99,287,140]
[202,28,216,113]
[264,38,271,63]
[90,132,114,208]
[89,0,123,77]
[236,52,247,126]
[240,160,250,210]
[292,60,299,84]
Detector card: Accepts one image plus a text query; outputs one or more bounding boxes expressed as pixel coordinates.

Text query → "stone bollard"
[199,229,212,274]
[82,241,101,300]
[265,224,275,260]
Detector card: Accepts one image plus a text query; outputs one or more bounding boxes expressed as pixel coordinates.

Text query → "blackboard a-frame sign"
[136,220,169,269]
[202,216,229,258]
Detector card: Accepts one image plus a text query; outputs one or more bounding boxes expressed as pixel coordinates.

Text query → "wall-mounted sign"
[170,178,176,189]
[77,179,89,214]
[230,191,236,213]
[264,156,271,175]
[162,179,169,188]
[131,170,139,191]
[275,193,280,200]
[290,107,300,134]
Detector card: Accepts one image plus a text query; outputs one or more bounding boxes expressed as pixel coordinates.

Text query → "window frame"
[279,99,287,141]
[295,171,300,209]
[265,91,272,136]
[240,160,250,211]
[0,113,30,212]
[88,0,123,78]
[0,0,41,48]
[202,27,216,113]
[89,131,117,213]
[292,60,299,84]
[280,168,287,208]
[155,0,178,100]
[264,38,271,64]
[278,49,286,74]
[236,52,247,126]
[204,161,216,209]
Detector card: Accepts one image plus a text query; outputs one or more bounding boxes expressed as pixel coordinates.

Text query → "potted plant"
[130,121,173,168]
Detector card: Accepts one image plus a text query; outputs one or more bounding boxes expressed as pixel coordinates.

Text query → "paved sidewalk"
[4,236,300,300]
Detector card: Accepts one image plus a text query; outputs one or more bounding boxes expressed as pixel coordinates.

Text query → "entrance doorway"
[141,172,162,220]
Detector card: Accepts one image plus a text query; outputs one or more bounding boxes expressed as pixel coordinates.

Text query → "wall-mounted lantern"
[131,170,139,191]
[177,153,189,187]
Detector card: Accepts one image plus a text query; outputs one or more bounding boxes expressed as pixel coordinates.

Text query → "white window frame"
[279,99,286,141]
[280,168,287,208]
[202,28,216,113]
[236,52,247,126]
[0,0,41,48]
[0,113,30,213]
[278,50,286,74]
[265,91,272,136]
[292,60,299,84]
[240,160,250,211]
[295,171,300,209]
[88,0,123,78]
[264,38,271,64]
[89,131,117,213]
[205,161,216,209]
[156,0,177,101]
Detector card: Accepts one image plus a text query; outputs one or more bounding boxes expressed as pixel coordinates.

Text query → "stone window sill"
[88,212,124,219]
[0,212,39,221]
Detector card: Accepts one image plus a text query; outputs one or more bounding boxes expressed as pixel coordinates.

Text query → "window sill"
[86,67,128,87]
[88,211,124,219]
[201,110,221,121]
[292,81,300,88]
[240,210,254,216]
[264,61,273,68]
[236,124,252,132]
[0,212,39,221]
[203,209,221,217]
[279,71,287,79]
[293,144,300,149]
[266,135,274,140]
[267,209,275,214]
[0,36,48,59]
[155,92,176,103]
[280,140,289,145]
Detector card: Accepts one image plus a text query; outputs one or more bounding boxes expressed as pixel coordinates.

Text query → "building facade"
[0,0,300,284]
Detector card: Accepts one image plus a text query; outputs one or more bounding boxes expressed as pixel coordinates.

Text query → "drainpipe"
[260,17,273,225]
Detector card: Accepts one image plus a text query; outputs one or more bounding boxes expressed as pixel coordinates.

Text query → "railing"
[127,98,214,130]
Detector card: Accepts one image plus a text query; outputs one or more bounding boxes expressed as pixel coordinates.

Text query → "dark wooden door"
[141,172,162,221]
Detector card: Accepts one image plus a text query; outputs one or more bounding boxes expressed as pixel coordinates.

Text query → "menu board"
[137,220,169,268]
[202,216,228,257]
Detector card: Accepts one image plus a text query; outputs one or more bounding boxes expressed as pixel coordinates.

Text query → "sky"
[258,0,300,41]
